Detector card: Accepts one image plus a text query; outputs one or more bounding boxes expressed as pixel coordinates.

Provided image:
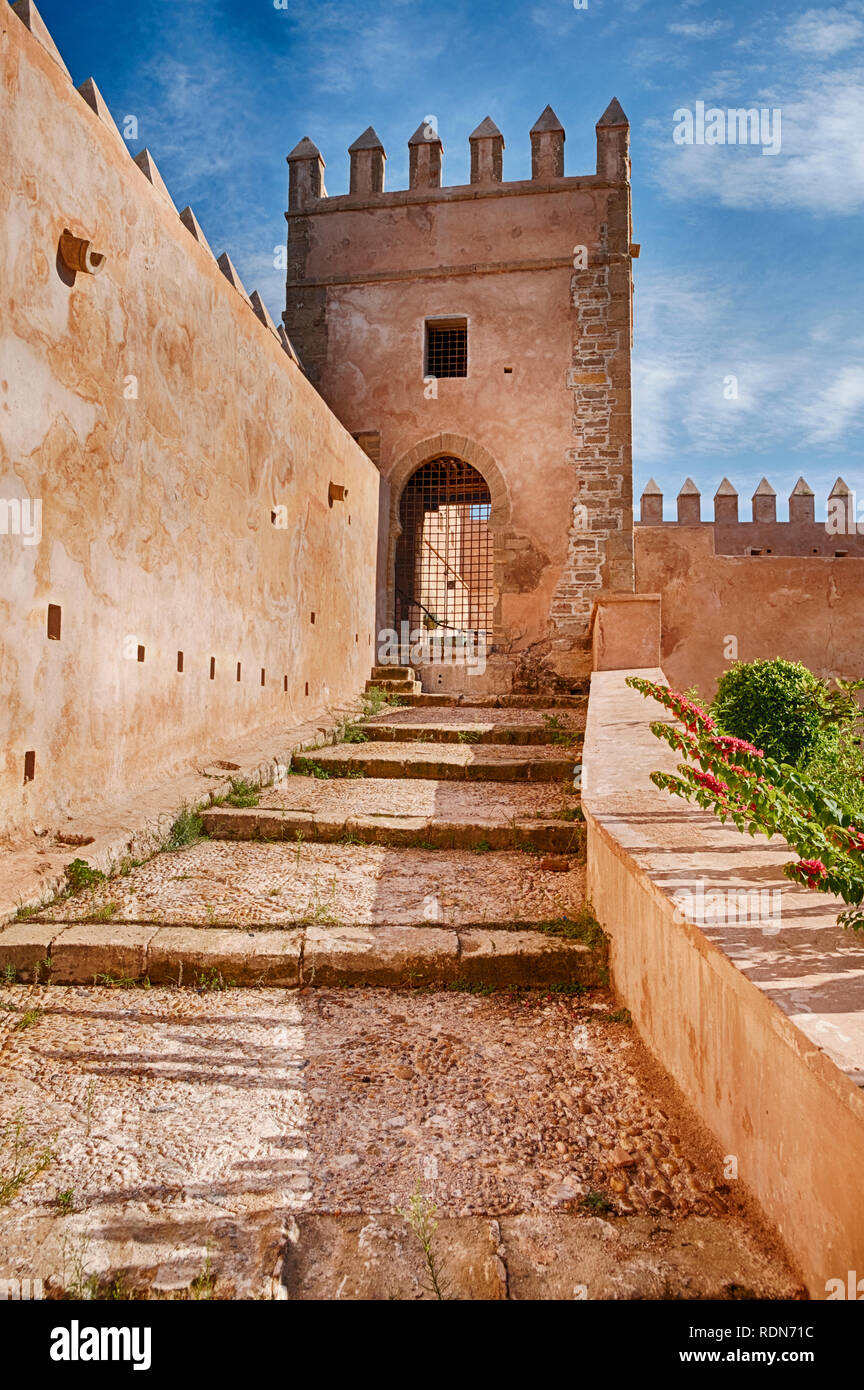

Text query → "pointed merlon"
[133,149,175,207]
[408,118,442,146]
[829,476,852,496]
[752,476,777,522]
[249,290,278,336]
[752,477,776,497]
[642,478,662,494]
[469,116,504,142]
[11,0,72,78]
[531,104,565,134]
[714,477,738,496]
[677,476,701,522]
[178,206,214,257]
[77,78,125,145]
[216,252,248,299]
[788,476,815,523]
[597,97,628,127]
[287,136,324,162]
[348,126,385,152]
[278,324,301,366]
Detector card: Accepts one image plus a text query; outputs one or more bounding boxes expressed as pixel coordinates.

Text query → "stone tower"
[284,102,635,690]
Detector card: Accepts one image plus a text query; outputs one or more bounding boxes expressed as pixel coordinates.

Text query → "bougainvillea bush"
[626,675,864,931]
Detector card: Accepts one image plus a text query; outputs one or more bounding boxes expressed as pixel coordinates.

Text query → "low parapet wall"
[582,669,864,1297]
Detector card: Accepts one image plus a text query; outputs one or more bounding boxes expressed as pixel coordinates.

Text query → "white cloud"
[632,271,864,465]
[653,66,864,213]
[783,6,864,57]
[668,19,731,39]
[798,366,864,442]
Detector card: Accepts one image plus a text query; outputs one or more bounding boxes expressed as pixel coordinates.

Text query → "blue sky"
[32,0,864,516]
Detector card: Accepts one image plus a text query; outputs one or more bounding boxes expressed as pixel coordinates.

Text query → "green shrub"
[711,659,836,768]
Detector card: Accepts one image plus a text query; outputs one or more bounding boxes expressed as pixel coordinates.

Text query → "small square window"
[425,318,467,378]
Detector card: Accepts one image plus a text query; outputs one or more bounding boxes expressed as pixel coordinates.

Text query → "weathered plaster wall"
[0,12,379,839]
[635,528,864,699]
[285,123,634,684]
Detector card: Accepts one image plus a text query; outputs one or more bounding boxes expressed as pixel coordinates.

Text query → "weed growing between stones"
[166,803,205,847]
[607,1007,633,1025]
[14,1007,43,1030]
[362,686,409,717]
[56,1187,75,1215]
[195,968,234,992]
[213,778,260,809]
[0,1112,55,1205]
[64,859,105,893]
[581,1190,614,1215]
[542,713,582,747]
[397,1181,448,1300]
[93,972,150,990]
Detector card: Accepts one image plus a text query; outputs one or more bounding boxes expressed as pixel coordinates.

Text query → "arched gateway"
[394,456,494,645]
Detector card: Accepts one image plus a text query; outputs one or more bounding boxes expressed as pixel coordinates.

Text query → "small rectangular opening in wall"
[24,751,35,783]
[835,549,849,558]
[47,604,62,640]
[425,317,467,378]
[210,657,216,680]
[503,366,513,375]
[236,662,242,682]
[310,612,315,624]
[283,675,288,692]
[305,682,309,697]
[137,645,145,662]
[261,668,266,686]
[355,634,358,643]
[177,651,184,673]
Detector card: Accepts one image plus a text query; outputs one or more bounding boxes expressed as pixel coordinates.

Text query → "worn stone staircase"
[0,684,801,1300]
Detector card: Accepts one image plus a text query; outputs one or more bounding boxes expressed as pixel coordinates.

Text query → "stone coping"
[582,669,864,1087]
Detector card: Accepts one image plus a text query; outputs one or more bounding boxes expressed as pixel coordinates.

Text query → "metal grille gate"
[394,457,493,643]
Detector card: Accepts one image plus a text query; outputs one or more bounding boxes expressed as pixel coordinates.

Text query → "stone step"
[15,840,587,931]
[365,678,421,695]
[282,1211,800,1301]
[398,692,588,708]
[362,722,583,746]
[0,921,602,990]
[294,743,576,781]
[370,666,414,681]
[201,806,582,853]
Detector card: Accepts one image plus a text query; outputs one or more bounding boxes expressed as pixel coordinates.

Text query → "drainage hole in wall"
[47,604,62,641]
[24,751,36,783]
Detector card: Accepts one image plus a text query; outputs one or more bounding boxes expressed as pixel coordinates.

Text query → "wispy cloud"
[783,5,864,57]
[633,271,864,466]
[652,65,864,213]
[668,19,732,39]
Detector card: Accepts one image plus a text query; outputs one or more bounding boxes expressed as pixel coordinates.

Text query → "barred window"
[425,318,467,378]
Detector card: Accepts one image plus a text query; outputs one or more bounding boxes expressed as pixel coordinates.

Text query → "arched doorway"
[394,456,494,644]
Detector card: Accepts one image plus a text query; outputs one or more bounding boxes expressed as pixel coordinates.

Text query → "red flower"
[692,770,729,796]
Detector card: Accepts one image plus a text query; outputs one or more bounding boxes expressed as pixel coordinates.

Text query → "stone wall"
[284,105,635,686]
[0,7,380,840]
[583,669,864,1297]
[635,526,864,699]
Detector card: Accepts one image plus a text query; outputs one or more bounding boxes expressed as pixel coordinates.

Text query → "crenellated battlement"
[285,100,630,209]
[637,476,864,555]
[9,0,301,366]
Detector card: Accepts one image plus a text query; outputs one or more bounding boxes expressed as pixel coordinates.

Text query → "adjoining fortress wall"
[635,487,864,698]
[0,5,379,839]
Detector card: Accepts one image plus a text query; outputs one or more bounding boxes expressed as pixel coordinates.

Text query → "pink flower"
[708,735,764,760]
[692,770,729,796]
[792,858,829,889]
